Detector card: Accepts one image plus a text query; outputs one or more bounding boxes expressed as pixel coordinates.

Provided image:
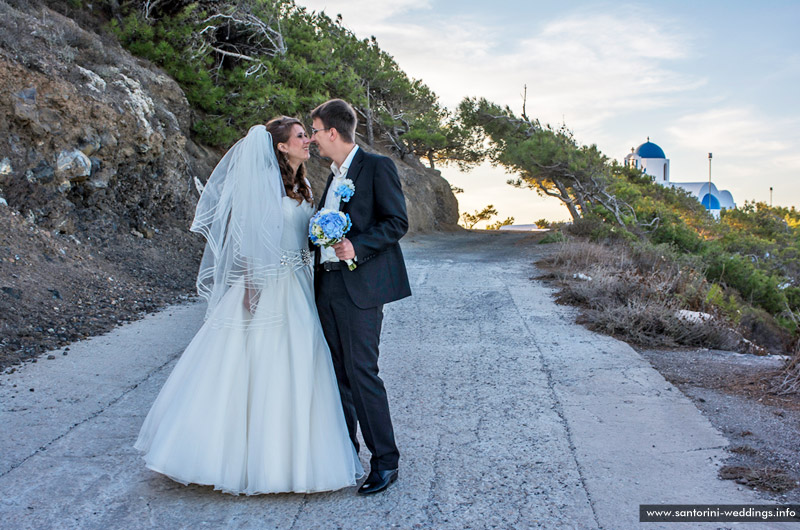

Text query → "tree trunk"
[554,180,582,220]
[365,82,374,146]
[573,188,589,214]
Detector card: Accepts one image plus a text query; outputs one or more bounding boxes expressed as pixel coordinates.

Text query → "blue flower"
[334,178,355,203]
[309,209,351,247]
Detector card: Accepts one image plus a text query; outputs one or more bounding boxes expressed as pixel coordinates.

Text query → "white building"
[624,139,735,218]
[498,224,549,232]
[624,137,670,184]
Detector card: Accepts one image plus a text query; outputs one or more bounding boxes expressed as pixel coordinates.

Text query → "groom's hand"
[333,238,355,260]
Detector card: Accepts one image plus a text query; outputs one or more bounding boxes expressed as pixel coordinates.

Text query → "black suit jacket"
[315,148,412,309]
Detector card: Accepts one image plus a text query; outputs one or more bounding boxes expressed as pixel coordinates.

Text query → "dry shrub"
[578,298,739,349]
[557,268,649,308]
[772,340,800,395]
[542,240,740,350]
[719,465,797,493]
[541,240,627,271]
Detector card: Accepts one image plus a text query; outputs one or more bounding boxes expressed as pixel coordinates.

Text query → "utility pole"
[707,152,712,209]
[770,186,773,207]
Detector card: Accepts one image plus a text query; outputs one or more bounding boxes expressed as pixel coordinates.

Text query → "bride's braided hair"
[266,116,312,204]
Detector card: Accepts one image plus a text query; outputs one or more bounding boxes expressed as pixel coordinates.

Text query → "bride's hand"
[243,287,259,314]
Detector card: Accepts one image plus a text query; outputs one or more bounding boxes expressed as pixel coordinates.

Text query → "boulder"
[55,149,92,182]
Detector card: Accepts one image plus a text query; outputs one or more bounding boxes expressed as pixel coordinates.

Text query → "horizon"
[298,0,800,225]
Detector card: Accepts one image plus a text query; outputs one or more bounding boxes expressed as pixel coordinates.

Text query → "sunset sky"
[299,0,800,225]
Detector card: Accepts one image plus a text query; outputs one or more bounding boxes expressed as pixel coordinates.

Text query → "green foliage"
[108,0,469,156]
[486,217,514,230]
[701,244,787,314]
[111,6,235,142]
[539,231,567,244]
[460,204,499,229]
[704,283,743,323]
[649,216,703,253]
[786,286,800,312]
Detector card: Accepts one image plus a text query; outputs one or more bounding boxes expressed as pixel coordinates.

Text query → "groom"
[310,99,411,495]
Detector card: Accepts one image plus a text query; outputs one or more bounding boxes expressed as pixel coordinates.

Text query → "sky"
[298,0,800,225]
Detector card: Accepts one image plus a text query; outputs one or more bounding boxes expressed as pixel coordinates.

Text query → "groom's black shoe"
[357,469,398,495]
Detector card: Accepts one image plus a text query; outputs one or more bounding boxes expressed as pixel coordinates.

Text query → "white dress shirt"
[321,145,359,264]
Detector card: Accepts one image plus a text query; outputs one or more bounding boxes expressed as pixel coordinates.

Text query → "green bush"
[704,282,743,323]
[701,246,787,314]
[650,216,702,253]
[539,231,567,244]
[785,286,800,312]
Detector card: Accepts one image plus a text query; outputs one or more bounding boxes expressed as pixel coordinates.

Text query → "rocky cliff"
[0,0,458,368]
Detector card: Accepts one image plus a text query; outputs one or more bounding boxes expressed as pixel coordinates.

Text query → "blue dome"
[701,194,720,210]
[635,141,666,159]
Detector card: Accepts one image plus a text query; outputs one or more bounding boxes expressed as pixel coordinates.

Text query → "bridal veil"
[190,124,286,323]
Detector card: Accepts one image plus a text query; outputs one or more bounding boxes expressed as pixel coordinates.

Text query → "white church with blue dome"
[624,138,736,218]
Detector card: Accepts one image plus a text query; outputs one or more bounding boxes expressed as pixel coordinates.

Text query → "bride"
[134,118,364,494]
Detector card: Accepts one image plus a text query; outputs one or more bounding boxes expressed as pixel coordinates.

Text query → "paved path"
[0,232,782,529]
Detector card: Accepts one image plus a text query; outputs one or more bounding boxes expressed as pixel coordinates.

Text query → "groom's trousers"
[315,268,400,472]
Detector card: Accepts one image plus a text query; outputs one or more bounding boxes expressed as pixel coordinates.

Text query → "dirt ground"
[0,206,202,371]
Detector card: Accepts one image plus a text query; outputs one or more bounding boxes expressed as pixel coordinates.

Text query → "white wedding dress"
[135,197,363,495]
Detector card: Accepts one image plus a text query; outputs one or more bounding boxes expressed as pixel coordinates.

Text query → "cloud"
[666,107,798,159]
[662,106,800,205]
[501,13,706,136]
[299,0,432,26]
[299,3,703,129]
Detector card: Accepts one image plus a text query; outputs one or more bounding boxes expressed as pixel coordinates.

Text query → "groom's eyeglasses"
[310,127,331,136]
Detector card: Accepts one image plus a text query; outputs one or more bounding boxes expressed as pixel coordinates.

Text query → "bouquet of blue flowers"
[309,208,356,270]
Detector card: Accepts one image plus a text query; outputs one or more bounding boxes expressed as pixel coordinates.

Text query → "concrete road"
[0,231,783,529]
